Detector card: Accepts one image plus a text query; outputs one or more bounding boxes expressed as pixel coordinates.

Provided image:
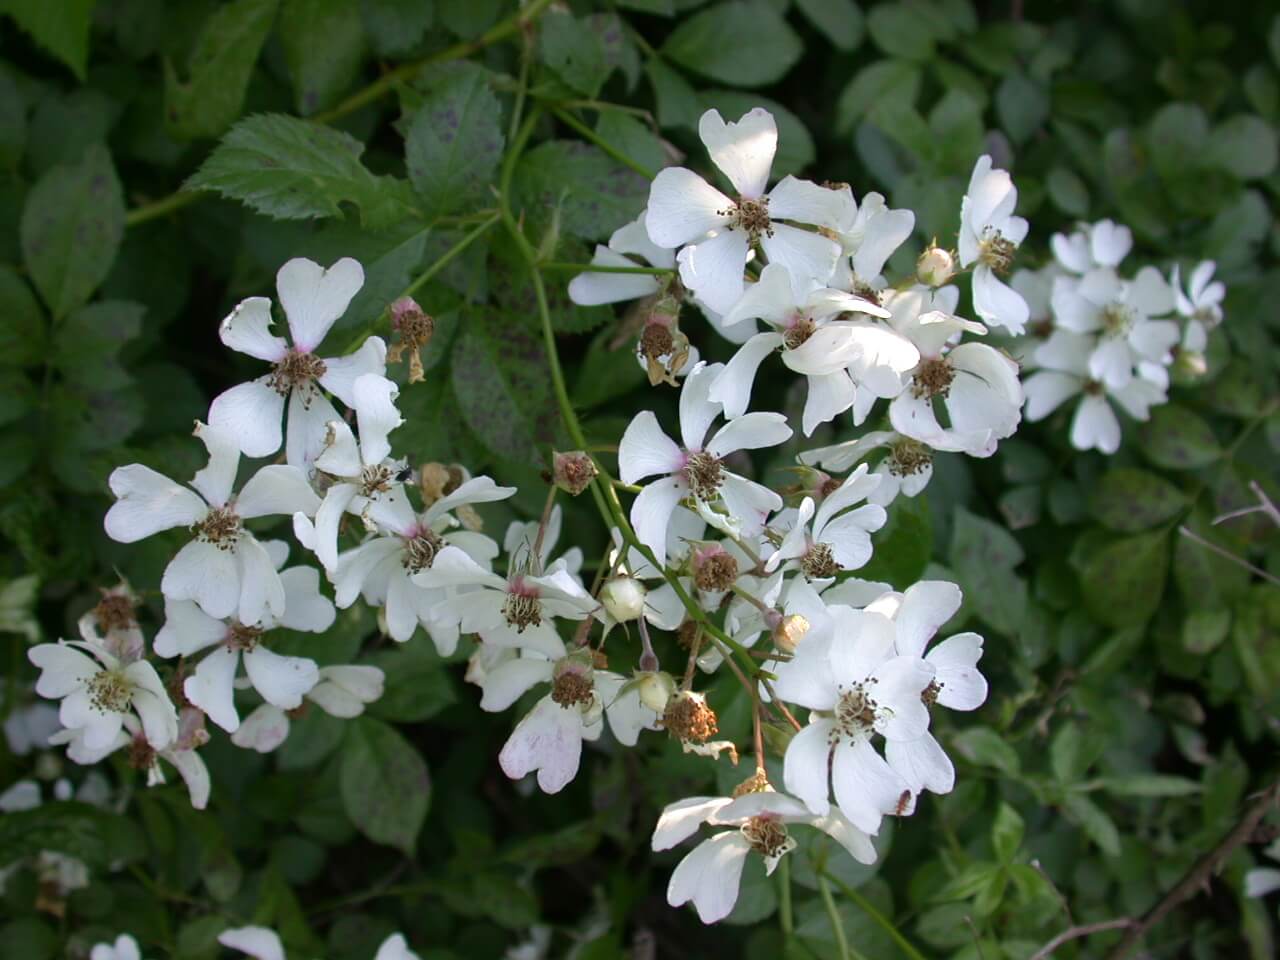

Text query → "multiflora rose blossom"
[958,154,1030,333]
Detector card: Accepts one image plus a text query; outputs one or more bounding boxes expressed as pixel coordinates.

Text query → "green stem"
[819,875,851,960]
[778,847,794,937]
[824,871,930,960]
[539,261,674,276]
[550,106,656,179]
[123,189,199,228]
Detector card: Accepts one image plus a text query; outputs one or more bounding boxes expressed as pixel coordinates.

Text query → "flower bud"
[1174,349,1207,379]
[552,450,598,496]
[917,244,956,287]
[772,614,810,654]
[636,670,676,714]
[600,576,647,622]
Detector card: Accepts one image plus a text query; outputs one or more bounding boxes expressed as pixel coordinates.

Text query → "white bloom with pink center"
[764,464,886,579]
[618,361,791,566]
[958,155,1030,334]
[208,257,387,471]
[645,108,845,314]
[104,421,320,626]
[653,788,875,924]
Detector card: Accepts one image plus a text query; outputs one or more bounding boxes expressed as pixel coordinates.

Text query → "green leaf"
[0,69,25,173]
[0,918,58,960]
[1182,607,1231,654]
[450,308,559,465]
[794,0,863,51]
[857,495,931,588]
[1050,721,1090,783]
[53,299,145,387]
[867,1,935,60]
[663,0,802,89]
[20,143,124,319]
[1138,404,1222,470]
[1046,166,1089,216]
[280,0,366,115]
[404,65,504,218]
[1096,774,1202,797]
[991,803,1024,863]
[573,326,646,409]
[513,140,647,242]
[995,68,1048,144]
[1207,114,1278,180]
[836,59,922,134]
[186,114,416,228]
[540,11,610,97]
[1090,468,1188,532]
[366,640,457,723]
[951,726,1020,775]
[0,574,40,641]
[340,717,430,853]
[949,507,1027,635]
[1061,793,1120,855]
[645,57,702,130]
[0,265,46,366]
[1078,529,1169,629]
[163,0,278,140]
[360,0,433,57]
[0,0,95,80]
[0,801,145,868]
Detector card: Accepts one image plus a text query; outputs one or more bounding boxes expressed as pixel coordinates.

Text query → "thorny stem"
[1176,525,1280,588]
[1029,918,1136,960]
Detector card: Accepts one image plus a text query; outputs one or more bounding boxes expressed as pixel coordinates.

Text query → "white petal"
[706,411,791,457]
[707,333,784,420]
[127,680,179,749]
[718,261,797,329]
[972,266,1029,334]
[809,808,878,864]
[784,717,836,815]
[1090,220,1132,268]
[667,831,754,924]
[760,223,839,291]
[185,646,241,733]
[1051,232,1092,274]
[618,411,683,485]
[244,647,319,710]
[828,609,897,686]
[852,207,915,282]
[929,632,988,710]
[104,466,207,543]
[820,508,884,570]
[309,483,358,573]
[832,737,907,835]
[207,379,285,460]
[219,296,287,361]
[167,746,212,808]
[319,336,388,407]
[894,581,962,657]
[568,246,662,305]
[162,539,240,620]
[700,107,777,198]
[236,535,286,627]
[478,658,555,712]
[237,465,320,519]
[679,360,724,452]
[678,231,751,316]
[421,474,517,526]
[1071,394,1120,454]
[498,696,584,794]
[218,926,286,960]
[651,796,733,850]
[646,167,732,247]
[277,256,364,352]
[767,175,850,230]
[29,643,99,698]
[716,474,782,538]
[631,476,685,569]
[1022,371,1081,422]
[801,371,855,436]
[373,934,421,960]
[229,704,290,753]
[885,733,955,795]
[871,656,934,740]
[1245,867,1280,899]
[278,566,336,632]
[285,388,341,473]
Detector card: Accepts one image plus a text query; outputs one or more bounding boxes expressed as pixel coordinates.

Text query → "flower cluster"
[1019,219,1226,453]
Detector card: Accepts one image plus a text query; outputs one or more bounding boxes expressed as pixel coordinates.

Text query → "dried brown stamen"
[86,670,131,713]
[694,552,739,593]
[886,438,932,477]
[663,690,718,743]
[94,593,136,633]
[683,451,724,500]
[502,585,542,632]
[359,464,395,497]
[640,322,675,360]
[193,506,242,548]
[783,317,816,350]
[911,356,956,399]
[551,670,594,707]
[978,230,1017,273]
[228,622,263,651]
[401,529,443,574]
[733,770,772,798]
[801,543,840,581]
[921,680,941,707]
[742,815,792,859]
[832,684,878,741]
[267,349,328,398]
[722,196,773,243]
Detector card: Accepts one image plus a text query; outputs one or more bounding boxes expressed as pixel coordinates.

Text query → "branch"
[1028,918,1135,960]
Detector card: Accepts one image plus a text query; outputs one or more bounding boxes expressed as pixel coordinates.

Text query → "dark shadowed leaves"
[340,717,430,853]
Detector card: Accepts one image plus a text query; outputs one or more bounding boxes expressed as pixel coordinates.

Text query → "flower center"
[921,679,941,707]
[978,229,1016,273]
[193,507,242,548]
[1100,303,1134,338]
[693,551,739,593]
[801,542,839,581]
[268,348,328,398]
[723,196,773,243]
[550,670,594,708]
[359,464,395,497]
[228,622,263,651]
[662,691,718,743]
[401,529,443,574]
[911,357,955,399]
[832,683,879,742]
[683,451,724,500]
[86,670,132,713]
[783,316,816,350]
[502,579,542,632]
[94,593,136,633]
[741,814,794,861]
[640,322,675,360]
[1082,379,1105,396]
[887,438,932,477]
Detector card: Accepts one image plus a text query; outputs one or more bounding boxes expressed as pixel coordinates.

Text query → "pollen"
[662,690,718,743]
[693,551,739,593]
[911,357,956,399]
[723,196,773,243]
[741,815,793,860]
[800,542,840,581]
[551,670,594,707]
[502,580,543,632]
[359,464,395,497]
[268,349,328,398]
[683,451,724,500]
[193,506,242,548]
[86,670,132,714]
[1100,303,1135,338]
[832,683,878,742]
[401,528,443,574]
[227,622,263,651]
[640,322,675,360]
[783,316,816,350]
[977,230,1017,273]
[886,438,932,477]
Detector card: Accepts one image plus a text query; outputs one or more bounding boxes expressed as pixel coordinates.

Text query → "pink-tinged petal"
[784,717,836,815]
[230,703,291,753]
[207,378,285,461]
[678,231,751,316]
[277,256,365,352]
[218,926,286,960]
[801,371,855,436]
[618,411,683,485]
[885,732,955,795]
[767,175,850,229]
[278,566,336,633]
[219,296,287,361]
[1071,394,1120,454]
[237,465,320,519]
[243,647,319,710]
[832,737,907,835]
[760,223,839,291]
[498,695,584,794]
[162,539,240,620]
[928,632,988,710]
[669,832,754,924]
[706,411,791,458]
[185,645,241,733]
[1022,371,1082,422]
[631,476,685,568]
[646,167,732,247]
[350,374,402,466]
[166,745,212,808]
[318,336,387,406]
[700,107,777,198]
[569,246,663,306]
[104,465,206,543]
[479,658,555,712]
[893,581,962,657]
[652,796,733,850]
[972,265,1029,334]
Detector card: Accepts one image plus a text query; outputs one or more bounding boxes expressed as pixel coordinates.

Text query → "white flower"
[568,212,676,305]
[646,108,843,313]
[326,475,515,650]
[77,580,144,664]
[653,788,875,924]
[218,927,284,960]
[885,291,1022,457]
[503,504,584,581]
[770,604,933,833]
[868,583,987,796]
[706,262,910,436]
[618,361,791,566]
[302,373,407,571]
[1049,266,1178,390]
[798,431,934,508]
[1051,219,1132,275]
[764,464,886,578]
[827,189,916,295]
[154,553,333,733]
[29,640,178,751]
[208,257,387,470]
[104,421,319,626]
[1024,329,1166,455]
[958,155,1030,333]
[1172,260,1225,353]
[74,706,212,809]
[375,934,422,960]
[90,934,148,960]
[232,665,386,754]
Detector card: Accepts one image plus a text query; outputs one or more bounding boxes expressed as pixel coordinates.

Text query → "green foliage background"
[1,0,1279,957]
